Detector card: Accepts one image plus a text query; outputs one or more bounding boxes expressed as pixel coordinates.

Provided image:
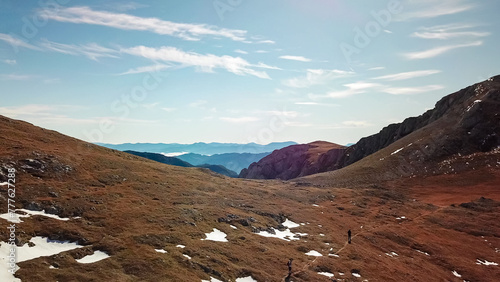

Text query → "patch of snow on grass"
[202,228,228,242]
[312,204,319,207]
[391,148,404,155]
[415,249,430,256]
[201,277,223,282]
[235,276,258,282]
[318,272,334,278]
[305,250,322,257]
[0,236,84,281]
[176,245,185,248]
[352,272,361,278]
[76,250,110,264]
[476,259,498,266]
[230,225,237,229]
[329,254,339,257]
[0,209,70,223]
[183,254,192,260]
[282,219,300,228]
[155,249,168,253]
[452,270,461,277]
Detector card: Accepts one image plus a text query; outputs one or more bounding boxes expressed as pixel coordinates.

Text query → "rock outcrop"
[239,141,346,180]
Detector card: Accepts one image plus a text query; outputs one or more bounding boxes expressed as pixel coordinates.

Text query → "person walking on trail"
[348,229,352,244]
[287,258,293,276]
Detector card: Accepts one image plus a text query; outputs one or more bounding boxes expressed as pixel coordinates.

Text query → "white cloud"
[40,39,119,61]
[397,0,475,21]
[257,40,275,44]
[141,102,159,109]
[42,6,247,41]
[220,117,259,123]
[121,45,270,79]
[382,85,444,95]
[283,69,353,88]
[0,74,35,81]
[373,70,441,81]
[0,33,40,50]
[309,81,382,99]
[264,110,299,118]
[279,55,312,62]
[3,59,17,65]
[118,64,171,75]
[295,102,319,105]
[189,100,208,108]
[368,66,385,71]
[412,23,490,40]
[342,121,371,128]
[161,107,176,112]
[403,41,482,59]
[234,49,248,54]
[255,50,269,53]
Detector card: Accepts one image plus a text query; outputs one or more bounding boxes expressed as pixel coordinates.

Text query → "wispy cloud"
[3,59,17,65]
[368,66,385,71]
[373,70,441,81]
[397,0,475,21]
[219,116,260,123]
[0,74,36,81]
[161,107,176,112]
[0,33,40,50]
[310,81,382,99]
[403,41,482,59]
[118,64,171,75]
[257,40,275,44]
[42,6,247,41]
[283,69,353,88]
[234,49,248,54]
[382,85,444,95]
[279,55,312,62]
[40,39,119,61]
[121,45,270,79]
[189,100,208,108]
[412,23,490,40]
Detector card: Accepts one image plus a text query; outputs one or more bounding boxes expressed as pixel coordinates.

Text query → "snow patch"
[202,228,228,242]
[176,245,186,248]
[318,272,334,278]
[329,254,339,258]
[235,276,258,282]
[0,236,83,281]
[452,270,461,278]
[230,225,237,229]
[466,100,482,112]
[391,148,404,155]
[352,272,361,278]
[183,254,192,260]
[305,250,322,257]
[76,250,110,264]
[476,259,498,266]
[312,204,319,207]
[0,209,70,223]
[415,249,430,256]
[256,228,306,241]
[201,277,223,282]
[155,249,168,253]
[282,219,300,229]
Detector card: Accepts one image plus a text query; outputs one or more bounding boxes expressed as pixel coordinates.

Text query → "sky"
[0,0,499,145]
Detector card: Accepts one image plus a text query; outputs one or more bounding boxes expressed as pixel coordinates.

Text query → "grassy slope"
[0,116,499,282]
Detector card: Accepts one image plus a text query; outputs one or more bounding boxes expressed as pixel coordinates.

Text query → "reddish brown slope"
[239,141,346,180]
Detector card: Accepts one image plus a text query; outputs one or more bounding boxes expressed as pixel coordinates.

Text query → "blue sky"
[1,0,499,145]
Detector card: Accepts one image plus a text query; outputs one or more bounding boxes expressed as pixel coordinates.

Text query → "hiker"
[348,229,352,244]
[287,258,293,275]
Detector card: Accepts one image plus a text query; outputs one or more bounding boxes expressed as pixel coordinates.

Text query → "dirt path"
[281,206,447,281]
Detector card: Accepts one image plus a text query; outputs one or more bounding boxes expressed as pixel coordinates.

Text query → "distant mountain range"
[124,150,239,178]
[97,141,296,155]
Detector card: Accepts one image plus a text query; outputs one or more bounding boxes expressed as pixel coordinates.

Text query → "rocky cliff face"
[339,75,500,168]
[239,141,346,180]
